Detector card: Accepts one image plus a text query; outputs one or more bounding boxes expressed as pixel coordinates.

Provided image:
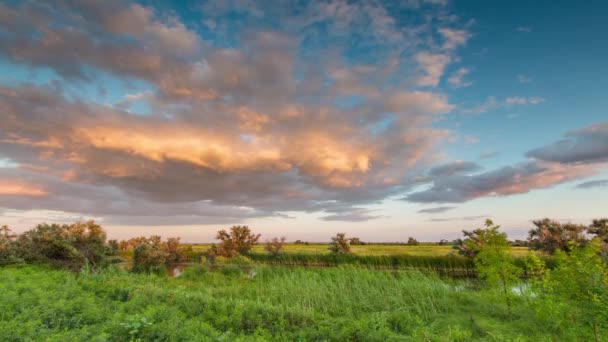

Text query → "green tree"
[534,239,608,341]
[329,233,351,254]
[473,220,522,318]
[0,225,18,265]
[587,218,608,255]
[453,219,502,258]
[527,218,587,254]
[132,236,169,273]
[215,226,260,257]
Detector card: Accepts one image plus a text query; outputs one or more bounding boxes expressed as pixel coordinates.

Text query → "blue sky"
[0,0,606,242]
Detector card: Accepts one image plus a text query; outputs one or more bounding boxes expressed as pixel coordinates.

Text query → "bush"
[214,226,260,257]
[14,221,110,271]
[329,233,351,255]
[528,218,588,254]
[130,235,185,273]
[0,225,18,265]
[407,237,419,246]
[264,237,286,256]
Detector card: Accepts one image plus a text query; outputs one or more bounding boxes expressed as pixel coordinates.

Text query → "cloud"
[417,206,455,214]
[0,0,468,222]
[428,215,488,222]
[517,74,533,83]
[448,67,472,88]
[462,96,545,114]
[479,150,500,159]
[527,122,608,164]
[428,161,481,177]
[405,160,595,203]
[576,179,608,189]
[415,52,452,87]
[516,26,532,33]
[505,97,545,105]
[321,208,383,222]
[438,28,470,50]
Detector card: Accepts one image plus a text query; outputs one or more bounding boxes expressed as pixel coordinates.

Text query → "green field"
[189,243,531,257]
[1,264,599,341]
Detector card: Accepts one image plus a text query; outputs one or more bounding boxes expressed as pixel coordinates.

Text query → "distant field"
[189,243,531,257]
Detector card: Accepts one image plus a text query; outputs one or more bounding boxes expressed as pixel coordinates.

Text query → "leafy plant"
[527,218,588,254]
[473,220,521,318]
[329,233,351,254]
[264,237,286,256]
[214,226,260,257]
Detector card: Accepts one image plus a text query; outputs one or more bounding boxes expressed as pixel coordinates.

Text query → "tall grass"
[0,264,592,341]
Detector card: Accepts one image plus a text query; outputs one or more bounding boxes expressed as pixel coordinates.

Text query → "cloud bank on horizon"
[0,0,606,234]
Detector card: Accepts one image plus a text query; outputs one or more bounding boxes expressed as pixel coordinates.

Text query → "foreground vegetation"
[0,218,606,340]
[0,262,605,341]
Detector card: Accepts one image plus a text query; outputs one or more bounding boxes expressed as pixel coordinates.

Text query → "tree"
[453,219,502,258]
[63,221,108,270]
[438,239,449,246]
[534,239,608,341]
[132,237,169,273]
[14,221,111,271]
[407,237,419,246]
[349,237,365,245]
[329,233,351,254]
[215,226,260,257]
[528,218,587,254]
[264,237,286,256]
[0,225,18,265]
[473,221,521,318]
[587,218,608,255]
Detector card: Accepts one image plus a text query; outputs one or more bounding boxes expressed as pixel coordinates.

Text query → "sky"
[0,0,607,242]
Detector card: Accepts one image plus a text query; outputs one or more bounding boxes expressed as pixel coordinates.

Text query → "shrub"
[264,237,286,256]
[0,225,18,265]
[473,221,521,318]
[14,221,110,271]
[215,226,260,257]
[587,218,608,256]
[329,233,351,255]
[350,237,365,245]
[527,218,587,254]
[453,219,502,259]
[407,237,419,246]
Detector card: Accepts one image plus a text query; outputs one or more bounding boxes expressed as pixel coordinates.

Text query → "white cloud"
[448,67,472,88]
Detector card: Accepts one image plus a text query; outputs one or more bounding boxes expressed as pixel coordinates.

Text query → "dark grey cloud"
[527,122,608,164]
[428,161,480,177]
[417,206,455,214]
[405,161,593,203]
[576,179,608,189]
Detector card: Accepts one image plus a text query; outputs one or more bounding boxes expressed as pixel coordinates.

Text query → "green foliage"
[473,220,522,318]
[454,219,504,258]
[533,239,608,341]
[527,218,588,254]
[264,236,286,256]
[0,225,19,265]
[329,233,351,254]
[13,221,111,271]
[2,264,598,341]
[130,235,185,273]
[588,218,608,255]
[214,226,260,257]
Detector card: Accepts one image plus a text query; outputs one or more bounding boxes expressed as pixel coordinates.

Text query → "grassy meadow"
[1,221,606,341]
[189,243,531,256]
[0,264,590,342]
